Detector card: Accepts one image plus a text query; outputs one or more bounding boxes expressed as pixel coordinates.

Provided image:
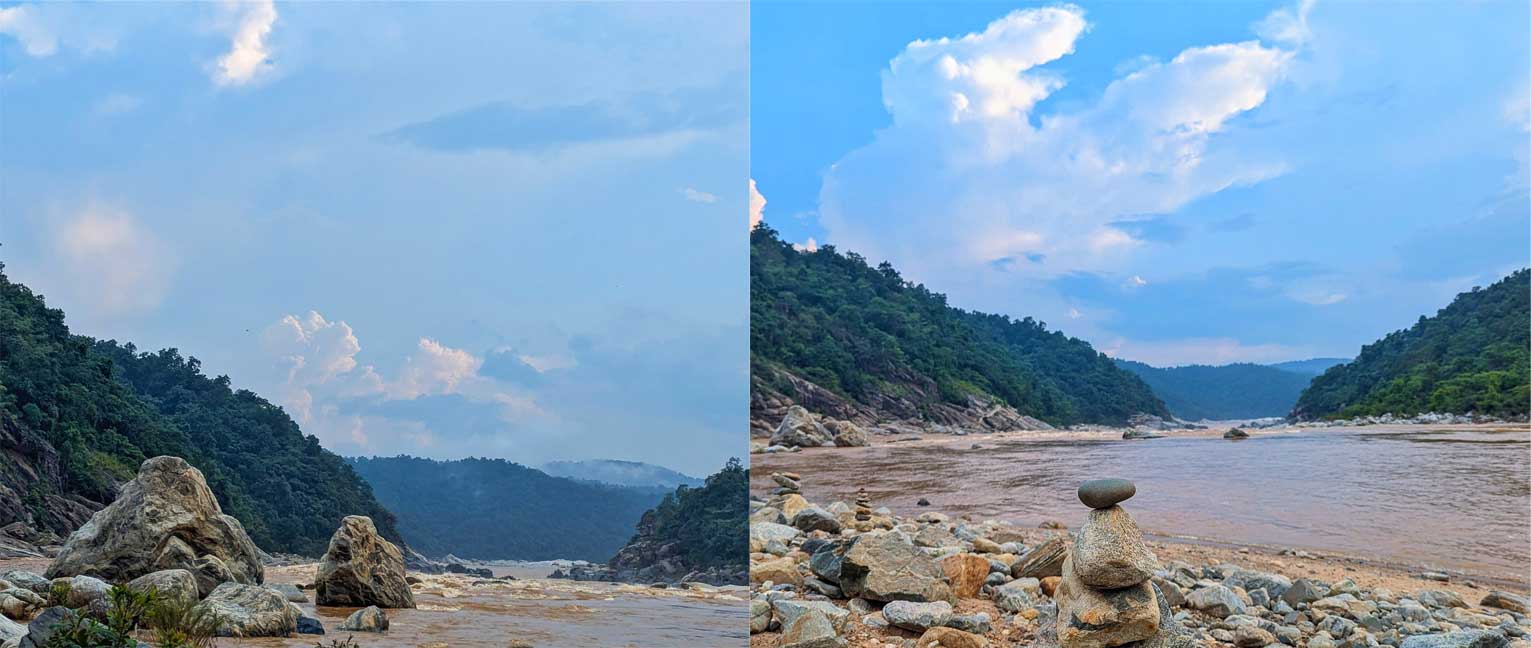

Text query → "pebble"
[1078,478,1136,509]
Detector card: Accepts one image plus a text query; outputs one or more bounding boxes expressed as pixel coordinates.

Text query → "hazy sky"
[0,2,748,476]
[752,0,1529,367]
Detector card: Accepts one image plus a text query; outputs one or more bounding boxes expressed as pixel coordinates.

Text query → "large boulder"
[314,516,415,608]
[826,420,869,447]
[198,582,298,637]
[126,569,199,604]
[45,456,263,595]
[771,406,835,448]
[838,531,953,603]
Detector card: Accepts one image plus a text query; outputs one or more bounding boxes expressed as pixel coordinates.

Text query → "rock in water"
[197,582,298,637]
[45,456,264,594]
[839,531,953,603]
[1071,505,1157,589]
[1077,479,1136,509]
[1054,556,1160,648]
[338,605,389,632]
[314,516,415,608]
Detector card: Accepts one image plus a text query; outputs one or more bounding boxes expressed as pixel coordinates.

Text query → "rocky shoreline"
[748,473,1531,648]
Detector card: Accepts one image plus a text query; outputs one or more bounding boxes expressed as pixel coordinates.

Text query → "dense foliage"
[348,456,669,561]
[631,457,746,570]
[1293,269,1530,419]
[1115,360,1315,420]
[751,224,1166,425]
[0,264,399,554]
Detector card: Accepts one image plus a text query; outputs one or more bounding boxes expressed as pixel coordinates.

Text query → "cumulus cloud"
[0,5,57,56]
[749,178,766,230]
[680,187,718,203]
[48,205,176,317]
[793,237,819,253]
[818,4,1296,288]
[212,0,277,86]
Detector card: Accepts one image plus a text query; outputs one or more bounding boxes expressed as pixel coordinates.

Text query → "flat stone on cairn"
[1054,478,1167,648]
[1077,478,1135,509]
[772,472,802,496]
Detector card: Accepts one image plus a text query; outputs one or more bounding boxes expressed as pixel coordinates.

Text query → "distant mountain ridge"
[750,224,1167,432]
[541,459,702,489]
[1270,358,1350,376]
[349,456,668,562]
[1293,269,1529,420]
[1114,360,1315,421]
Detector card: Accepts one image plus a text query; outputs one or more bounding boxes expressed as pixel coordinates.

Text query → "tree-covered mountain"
[1293,269,1529,420]
[348,456,669,562]
[540,459,702,489]
[0,264,400,555]
[750,224,1166,427]
[609,457,746,577]
[1270,357,1350,376]
[1114,360,1315,420]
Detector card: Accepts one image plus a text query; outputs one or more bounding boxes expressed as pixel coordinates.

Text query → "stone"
[994,578,1041,613]
[1418,590,1468,609]
[883,600,953,632]
[198,582,298,637]
[1281,578,1327,606]
[1223,568,1292,600]
[45,457,263,594]
[1151,576,1185,608]
[0,586,43,621]
[809,542,846,584]
[127,569,199,604]
[1481,591,1529,614]
[1041,575,1062,598]
[751,522,802,553]
[1012,534,1069,580]
[972,538,1002,554]
[750,598,771,634]
[266,583,308,603]
[773,599,850,633]
[295,615,325,635]
[1071,505,1157,589]
[1224,428,1250,439]
[52,575,110,617]
[947,612,991,634]
[941,554,991,598]
[314,516,415,608]
[1399,630,1510,648]
[838,531,953,603]
[772,406,835,448]
[917,627,990,648]
[751,558,802,587]
[1233,624,1276,647]
[793,507,843,534]
[826,420,869,447]
[338,605,389,632]
[1186,584,1247,618]
[1078,479,1136,509]
[0,572,48,596]
[780,608,847,648]
[17,607,75,648]
[0,614,23,647]
[1054,556,1160,648]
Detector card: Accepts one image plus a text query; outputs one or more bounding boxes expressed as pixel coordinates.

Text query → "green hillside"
[750,224,1166,425]
[1293,269,1530,419]
[1115,360,1314,420]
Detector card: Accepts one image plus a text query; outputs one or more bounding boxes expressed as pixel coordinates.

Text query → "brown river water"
[751,425,1531,585]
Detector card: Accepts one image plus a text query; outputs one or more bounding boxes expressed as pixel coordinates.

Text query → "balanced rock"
[1054,556,1160,648]
[839,531,953,603]
[198,582,298,637]
[314,516,415,608]
[854,489,873,523]
[1071,505,1157,589]
[1077,479,1136,509]
[45,456,263,595]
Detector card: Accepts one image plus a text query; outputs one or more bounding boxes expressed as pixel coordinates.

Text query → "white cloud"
[818,4,1297,291]
[1126,275,1148,288]
[212,0,277,86]
[389,337,482,400]
[49,205,176,317]
[749,178,766,230]
[793,237,819,253]
[0,5,56,56]
[680,187,718,203]
[1103,336,1311,367]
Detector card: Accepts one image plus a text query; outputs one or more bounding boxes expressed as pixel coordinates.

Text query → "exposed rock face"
[1071,506,1157,589]
[838,531,953,603]
[315,516,415,608]
[44,456,263,595]
[198,582,298,637]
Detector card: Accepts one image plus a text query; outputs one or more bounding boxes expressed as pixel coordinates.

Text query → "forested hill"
[750,224,1167,427]
[348,456,669,562]
[1293,269,1530,420]
[609,458,747,577]
[1114,360,1315,420]
[0,265,400,555]
[1270,358,1350,376]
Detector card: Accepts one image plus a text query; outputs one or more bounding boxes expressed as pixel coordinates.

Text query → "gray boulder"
[1011,534,1069,579]
[792,507,842,534]
[1223,567,1292,600]
[127,569,199,604]
[1399,630,1508,648]
[773,599,850,633]
[838,531,952,603]
[315,516,415,608]
[1186,584,1247,618]
[882,600,952,632]
[994,577,1040,613]
[338,605,389,632]
[17,607,75,648]
[1280,578,1327,606]
[1071,505,1156,589]
[826,420,869,447]
[45,457,263,595]
[0,572,48,596]
[771,406,834,448]
[266,583,308,603]
[198,582,298,637]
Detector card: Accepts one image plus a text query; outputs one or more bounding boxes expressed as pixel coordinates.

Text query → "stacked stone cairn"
[853,489,873,524]
[1052,478,1194,648]
[773,472,803,496]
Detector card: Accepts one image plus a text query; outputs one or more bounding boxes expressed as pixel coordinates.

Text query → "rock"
[1481,591,1529,614]
[780,608,847,648]
[750,598,771,634]
[0,586,42,621]
[883,600,953,632]
[1223,428,1250,439]
[266,583,308,603]
[1077,479,1136,509]
[773,599,850,634]
[52,575,109,617]
[1186,584,1247,618]
[338,605,389,632]
[0,614,23,647]
[127,569,199,604]
[0,572,48,596]
[1281,578,1327,606]
[1040,575,1062,598]
[751,522,802,553]
[947,612,992,634]
[1233,624,1276,647]
[295,615,325,635]
[917,627,990,648]
[1012,535,1069,579]
[314,516,415,609]
[809,542,846,584]
[198,582,299,637]
[972,538,1003,554]
[1151,577,1184,608]
[826,420,869,447]
[793,507,842,534]
[1071,505,1156,589]
[751,558,802,587]
[917,498,931,506]
[772,406,835,448]
[941,554,991,599]
[838,531,953,603]
[45,457,263,594]
[1399,630,1510,648]
[17,607,75,648]
[1223,568,1292,600]
[994,578,1041,613]
[1054,557,1160,648]
[1418,589,1468,609]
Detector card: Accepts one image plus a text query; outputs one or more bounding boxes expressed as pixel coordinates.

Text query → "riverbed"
[751,424,1531,586]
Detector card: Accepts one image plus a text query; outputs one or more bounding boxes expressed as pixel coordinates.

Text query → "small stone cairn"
[1053,478,1193,648]
[771,472,802,496]
[853,488,872,522]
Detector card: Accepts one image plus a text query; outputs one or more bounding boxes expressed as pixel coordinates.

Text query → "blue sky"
[752,0,1530,367]
[0,2,748,475]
